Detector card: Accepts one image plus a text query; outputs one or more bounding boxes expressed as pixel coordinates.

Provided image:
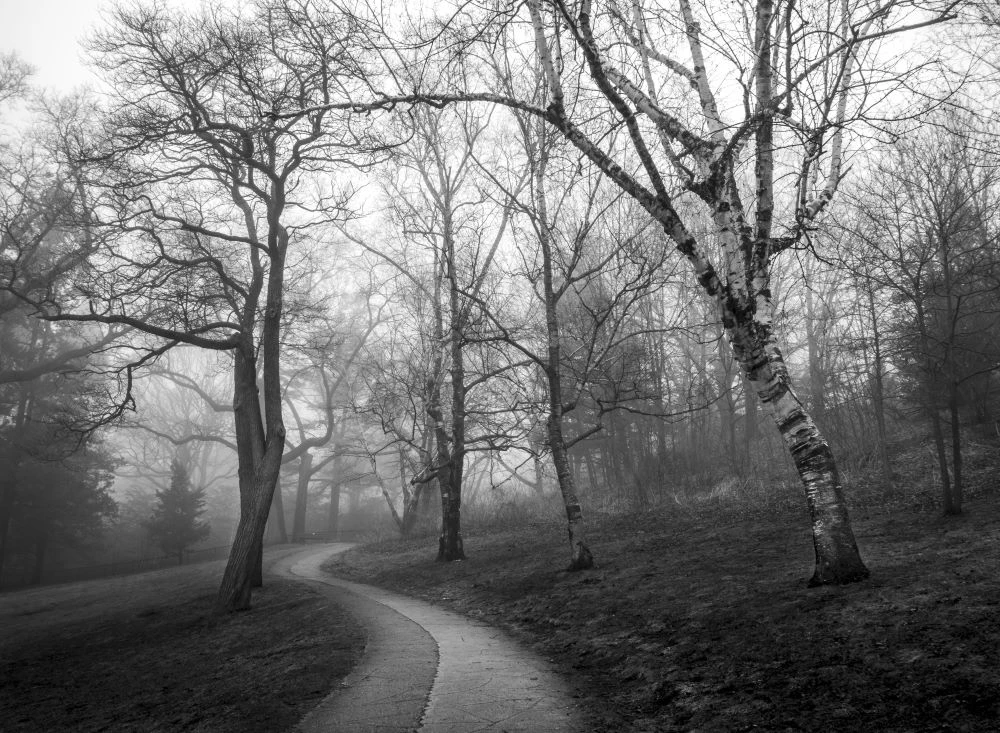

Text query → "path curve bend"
[272,544,584,733]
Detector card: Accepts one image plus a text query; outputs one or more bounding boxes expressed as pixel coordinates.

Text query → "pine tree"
[145,457,210,564]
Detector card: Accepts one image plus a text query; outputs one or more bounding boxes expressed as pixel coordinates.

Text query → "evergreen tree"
[145,458,210,565]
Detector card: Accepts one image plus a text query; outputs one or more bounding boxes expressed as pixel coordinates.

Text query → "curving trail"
[271,544,584,733]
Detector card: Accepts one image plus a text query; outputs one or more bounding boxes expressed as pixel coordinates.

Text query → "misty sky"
[1,0,201,94]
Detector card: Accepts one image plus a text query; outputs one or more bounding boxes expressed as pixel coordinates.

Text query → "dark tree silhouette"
[145,457,210,565]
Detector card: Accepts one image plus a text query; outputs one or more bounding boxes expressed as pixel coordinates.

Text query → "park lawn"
[0,551,365,732]
[325,495,1000,732]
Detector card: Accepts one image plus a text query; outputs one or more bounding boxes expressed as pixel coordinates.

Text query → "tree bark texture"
[549,416,594,571]
[437,469,465,561]
[743,340,869,586]
[216,347,285,612]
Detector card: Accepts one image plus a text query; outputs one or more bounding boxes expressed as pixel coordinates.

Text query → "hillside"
[0,548,364,732]
[326,495,1000,732]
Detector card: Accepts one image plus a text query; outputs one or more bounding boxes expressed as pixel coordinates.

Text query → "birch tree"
[376,0,959,584]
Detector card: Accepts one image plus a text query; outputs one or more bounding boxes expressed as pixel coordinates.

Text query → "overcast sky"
[0,1,110,92]
[1,0,201,94]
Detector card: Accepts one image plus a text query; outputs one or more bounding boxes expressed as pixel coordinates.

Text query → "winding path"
[271,544,584,733]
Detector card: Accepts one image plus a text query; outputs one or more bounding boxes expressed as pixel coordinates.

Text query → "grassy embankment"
[0,548,364,732]
[3,449,998,732]
[326,479,1000,732]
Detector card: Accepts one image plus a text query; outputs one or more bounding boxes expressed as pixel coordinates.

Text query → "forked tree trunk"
[217,349,285,612]
[218,456,282,609]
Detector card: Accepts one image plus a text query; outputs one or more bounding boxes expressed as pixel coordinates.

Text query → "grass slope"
[0,548,365,732]
[325,498,1000,732]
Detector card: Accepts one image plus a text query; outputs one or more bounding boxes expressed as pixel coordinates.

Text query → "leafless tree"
[33,1,394,611]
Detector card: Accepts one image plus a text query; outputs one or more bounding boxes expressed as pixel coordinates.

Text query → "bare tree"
[838,118,1000,515]
[360,0,960,584]
[34,1,389,611]
[351,103,522,560]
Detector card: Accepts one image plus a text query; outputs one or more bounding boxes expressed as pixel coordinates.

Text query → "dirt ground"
[0,547,365,732]
[325,496,1000,732]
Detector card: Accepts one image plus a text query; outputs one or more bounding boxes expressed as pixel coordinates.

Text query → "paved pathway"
[271,544,584,733]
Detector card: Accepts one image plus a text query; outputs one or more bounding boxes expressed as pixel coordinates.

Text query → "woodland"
[1,0,999,629]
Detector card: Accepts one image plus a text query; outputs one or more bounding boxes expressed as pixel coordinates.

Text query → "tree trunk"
[549,416,594,571]
[946,388,962,514]
[266,480,288,544]
[291,452,312,542]
[216,348,284,612]
[805,287,828,427]
[929,407,953,513]
[533,452,548,496]
[430,197,468,563]
[864,282,893,487]
[437,475,465,561]
[914,296,955,515]
[327,476,341,539]
[939,238,963,516]
[745,342,869,586]
[948,386,963,514]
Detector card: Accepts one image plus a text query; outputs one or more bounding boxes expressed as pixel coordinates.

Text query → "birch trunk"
[533,114,594,570]
[744,340,868,585]
[549,414,594,570]
[805,288,828,426]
